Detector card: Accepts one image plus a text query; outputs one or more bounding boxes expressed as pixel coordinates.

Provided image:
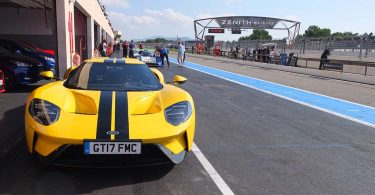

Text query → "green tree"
[331,32,359,38]
[304,25,331,37]
[238,29,272,41]
[145,38,168,43]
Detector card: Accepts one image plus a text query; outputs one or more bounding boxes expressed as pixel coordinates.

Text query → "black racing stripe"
[96,91,113,140]
[115,91,129,140]
[104,59,114,63]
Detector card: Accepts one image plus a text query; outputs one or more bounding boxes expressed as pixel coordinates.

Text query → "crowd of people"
[190,43,276,63]
[93,39,280,67]
[94,39,137,58]
[92,39,189,68]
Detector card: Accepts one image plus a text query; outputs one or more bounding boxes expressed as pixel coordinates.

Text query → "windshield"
[0,46,8,54]
[142,51,152,56]
[10,40,36,52]
[64,62,162,91]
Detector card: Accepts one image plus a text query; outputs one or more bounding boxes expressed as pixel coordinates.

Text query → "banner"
[215,17,280,29]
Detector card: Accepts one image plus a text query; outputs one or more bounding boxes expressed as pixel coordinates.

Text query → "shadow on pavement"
[0,142,175,194]
[4,83,45,94]
[0,105,26,160]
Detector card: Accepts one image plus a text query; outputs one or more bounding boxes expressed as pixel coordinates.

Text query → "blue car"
[0,46,44,90]
[0,39,56,75]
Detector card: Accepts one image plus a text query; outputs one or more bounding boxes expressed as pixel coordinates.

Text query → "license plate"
[84,141,141,154]
[0,80,3,85]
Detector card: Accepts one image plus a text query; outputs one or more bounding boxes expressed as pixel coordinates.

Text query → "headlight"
[10,60,32,67]
[43,56,55,63]
[29,99,60,125]
[165,101,192,126]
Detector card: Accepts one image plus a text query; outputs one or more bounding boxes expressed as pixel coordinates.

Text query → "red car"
[0,69,5,93]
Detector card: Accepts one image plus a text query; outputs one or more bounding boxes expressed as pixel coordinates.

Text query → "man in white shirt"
[177,42,185,67]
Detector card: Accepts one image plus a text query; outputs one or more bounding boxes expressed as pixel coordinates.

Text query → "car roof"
[85,57,144,64]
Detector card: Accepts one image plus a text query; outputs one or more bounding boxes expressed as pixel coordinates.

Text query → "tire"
[3,71,16,90]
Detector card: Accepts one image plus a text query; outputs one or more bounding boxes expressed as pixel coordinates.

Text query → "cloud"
[195,12,236,20]
[108,11,158,28]
[144,9,194,26]
[107,8,243,40]
[101,0,129,9]
[107,9,195,39]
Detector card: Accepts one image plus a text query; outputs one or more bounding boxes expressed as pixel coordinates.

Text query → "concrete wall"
[56,0,73,77]
[0,7,55,50]
[75,0,114,39]
[0,1,114,78]
[0,7,52,35]
[56,0,114,77]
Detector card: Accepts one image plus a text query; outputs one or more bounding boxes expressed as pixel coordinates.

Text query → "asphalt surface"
[1,60,375,194]
[173,53,375,107]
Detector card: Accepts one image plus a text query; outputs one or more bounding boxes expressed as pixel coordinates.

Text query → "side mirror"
[39,71,54,80]
[173,75,187,85]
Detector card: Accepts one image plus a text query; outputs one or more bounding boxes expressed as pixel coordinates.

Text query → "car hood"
[29,81,192,116]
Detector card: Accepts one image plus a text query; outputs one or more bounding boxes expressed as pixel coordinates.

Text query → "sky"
[100,0,375,41]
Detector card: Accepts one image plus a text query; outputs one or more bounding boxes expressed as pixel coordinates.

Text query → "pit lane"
[1,59,375,194]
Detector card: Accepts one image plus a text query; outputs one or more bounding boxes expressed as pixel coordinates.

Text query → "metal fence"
[185,49,375,76]
[288,36,375,57]
[144,35,375,58]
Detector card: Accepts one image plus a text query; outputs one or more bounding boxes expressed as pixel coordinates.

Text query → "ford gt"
[25,57,195,167]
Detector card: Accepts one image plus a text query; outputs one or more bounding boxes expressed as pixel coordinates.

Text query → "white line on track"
[192,143,235,195]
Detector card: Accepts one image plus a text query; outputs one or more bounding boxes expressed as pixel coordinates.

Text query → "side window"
[153,72,160,81]
[6,43,21,54]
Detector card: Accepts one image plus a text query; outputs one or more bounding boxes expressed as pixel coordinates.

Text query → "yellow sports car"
[25,57,195,167]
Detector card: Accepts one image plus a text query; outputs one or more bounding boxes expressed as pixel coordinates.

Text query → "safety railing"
[186,50,375,76]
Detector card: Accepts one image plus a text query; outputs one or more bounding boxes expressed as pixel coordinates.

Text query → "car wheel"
[3,71,16,90]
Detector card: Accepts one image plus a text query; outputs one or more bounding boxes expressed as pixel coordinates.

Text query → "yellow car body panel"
[25,57,195,165]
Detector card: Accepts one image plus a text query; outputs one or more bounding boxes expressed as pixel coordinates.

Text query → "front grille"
[52,144,171,167]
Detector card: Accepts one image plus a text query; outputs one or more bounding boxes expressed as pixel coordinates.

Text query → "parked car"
[0,39,56,75]
[0,69,5,93]
[25,57,195,167]
[135,50,163,66]
[0,46,45,90]
[19,41,55,56]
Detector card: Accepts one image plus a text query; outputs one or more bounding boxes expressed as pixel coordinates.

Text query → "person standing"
[159,46,170,67]
[253,48,257,61]
[235,45,240,60]
[182,42,187,65]
[266,47,271,63]
[129,40,135,58]
[177,42,185,67]
[106,42,113,57]
[242,48,246,60]
[122,40,129,58]
[115,42,121,52]
[99,40,107,57]
[94,48,99,57]
[319,48,330,70]
[257,48,262,62]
